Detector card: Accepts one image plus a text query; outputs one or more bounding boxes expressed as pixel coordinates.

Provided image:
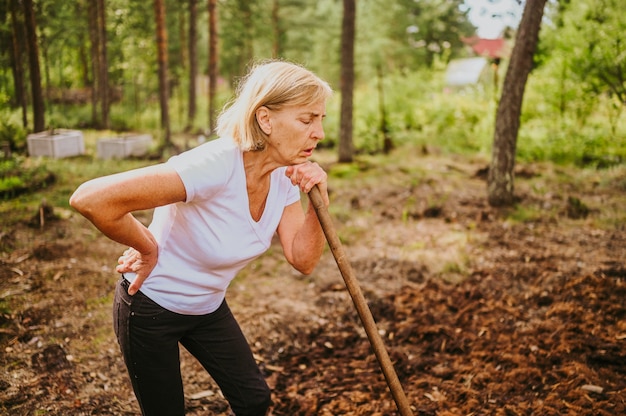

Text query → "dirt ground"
[0,150,624,415]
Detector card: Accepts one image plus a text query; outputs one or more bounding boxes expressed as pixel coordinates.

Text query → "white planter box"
[97,134,152,159]
[27,129,85,159]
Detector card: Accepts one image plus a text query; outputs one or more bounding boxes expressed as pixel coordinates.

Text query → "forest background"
[1,0,625,173]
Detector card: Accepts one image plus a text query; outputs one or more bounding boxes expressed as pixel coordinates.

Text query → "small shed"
[462,37,509,61]
[445,57,491,87]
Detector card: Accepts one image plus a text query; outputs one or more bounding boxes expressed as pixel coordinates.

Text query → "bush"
[0,157,56,200]
[0,114,28,153]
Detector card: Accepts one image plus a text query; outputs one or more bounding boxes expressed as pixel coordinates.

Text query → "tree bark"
[97,0,110,129]
[488,0,548,206]
[208,0,218,134]
[22,0,45,132]
[154,0,171,146]
[9,0,28,128]
[87,0,99,125]
[271,0,283,58]
[338,0,356,163]
[239,0,253,74]
[187,0,198,131]
[78,38,90,88]
[378,65,393,154]
[39,24,51,114]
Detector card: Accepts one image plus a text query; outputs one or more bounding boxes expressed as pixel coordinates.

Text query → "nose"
[312,119,325,141]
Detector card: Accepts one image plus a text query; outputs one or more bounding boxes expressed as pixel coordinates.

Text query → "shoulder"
[167,137,239,173]
[166,137,241,201]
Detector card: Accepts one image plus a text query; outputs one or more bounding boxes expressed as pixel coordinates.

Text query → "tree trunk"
[39,30,51,114]
[177,7,187,130]
[154,0,171,146]
[187,0,198,131]
[271,0,283,58]
[208,0,218,134]
[78,35,90,87]
[338,0,356,163]
[239,0,253,74]
[97,0,110,129]
[487,0,547,206]
[378,65,393,154]
[76,1,90,88]
[87,0,99,125]
[9,0,28,128]
[22,0,45,132]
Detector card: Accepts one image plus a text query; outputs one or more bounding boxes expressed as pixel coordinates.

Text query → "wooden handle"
[308,186,413,416]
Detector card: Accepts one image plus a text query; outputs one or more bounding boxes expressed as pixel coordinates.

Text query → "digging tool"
[308,186,414,416]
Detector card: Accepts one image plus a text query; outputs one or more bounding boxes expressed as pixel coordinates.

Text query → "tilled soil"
[0,153,624,415]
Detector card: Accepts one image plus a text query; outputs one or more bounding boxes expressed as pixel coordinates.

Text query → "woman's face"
[263,100,326,165]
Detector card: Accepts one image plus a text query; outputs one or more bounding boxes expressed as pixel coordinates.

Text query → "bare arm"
[278,162,329,275]
[69,164,186,293]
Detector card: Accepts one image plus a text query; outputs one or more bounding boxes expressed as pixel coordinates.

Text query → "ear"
[256,106,272,135]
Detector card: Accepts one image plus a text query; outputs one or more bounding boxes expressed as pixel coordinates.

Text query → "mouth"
[303,147,315,157]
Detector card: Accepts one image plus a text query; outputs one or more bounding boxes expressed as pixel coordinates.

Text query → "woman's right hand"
[70,163,184,296]
[116,246,158,295]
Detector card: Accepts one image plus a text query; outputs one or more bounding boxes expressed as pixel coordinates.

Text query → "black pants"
[113,277,271,416]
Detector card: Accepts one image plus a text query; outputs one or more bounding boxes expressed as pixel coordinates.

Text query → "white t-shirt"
[124,137,301,315]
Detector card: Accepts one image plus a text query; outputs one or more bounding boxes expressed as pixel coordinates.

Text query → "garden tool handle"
[308,185,413,416]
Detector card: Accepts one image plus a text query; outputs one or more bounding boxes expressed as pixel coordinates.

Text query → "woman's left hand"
[285,161,329,204]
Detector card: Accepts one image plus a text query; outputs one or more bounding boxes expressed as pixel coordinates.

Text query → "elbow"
[285,235,325,275]
[68,190,81,211]
[289,243,324,276]
[69,187,85,212]
[293,260,317,276]
[287,251,318,275]
[69,185,95,219]
[296,266,314,276]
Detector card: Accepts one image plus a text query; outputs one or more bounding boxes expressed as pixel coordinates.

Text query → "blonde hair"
[216,60,333,151]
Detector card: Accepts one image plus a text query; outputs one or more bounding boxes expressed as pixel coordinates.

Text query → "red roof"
[462,36,509,59]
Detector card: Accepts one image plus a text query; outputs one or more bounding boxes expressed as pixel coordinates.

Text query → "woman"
[70,60,333,416]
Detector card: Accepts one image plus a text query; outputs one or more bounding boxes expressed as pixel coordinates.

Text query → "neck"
[243,149,280,181]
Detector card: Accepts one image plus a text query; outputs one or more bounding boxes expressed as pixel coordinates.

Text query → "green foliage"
[507,204,546,223]
[46,104,93,130]
[3,0,624,171]
[328,163,362,179]
[367,0,476,70]
[9,0,477,104]
[514,61,626,167]
[417,91,495,154]
[0,112,28,152]
[344,68,498,156]
[37,0,90,89]
[539,0,626,108]
[0,156,55,200]
[342,55,626,167]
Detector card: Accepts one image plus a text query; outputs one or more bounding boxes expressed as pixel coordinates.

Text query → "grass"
[4,142,623,233]
[0,148,150,228]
